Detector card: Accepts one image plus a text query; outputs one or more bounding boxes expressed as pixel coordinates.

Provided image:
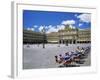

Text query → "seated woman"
[63,52,72,65]
[75,46,83,57]
[81,47,85,54]
[73,47,82,62]
[59,54,64,63]
[54,54,64,64]
[76,46,80,51]
[69,52,76,61]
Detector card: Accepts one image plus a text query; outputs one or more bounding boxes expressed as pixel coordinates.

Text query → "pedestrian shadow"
[58,65,80,68]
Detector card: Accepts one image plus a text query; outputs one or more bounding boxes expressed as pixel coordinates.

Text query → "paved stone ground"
[23,43,91,69]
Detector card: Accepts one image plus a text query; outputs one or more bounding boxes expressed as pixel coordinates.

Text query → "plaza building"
[23,29,47,44]
[23,25,91,44]
[77,29,91,43]
[47,32,59,43]
[47,25,91,44]
[58,28,77,44]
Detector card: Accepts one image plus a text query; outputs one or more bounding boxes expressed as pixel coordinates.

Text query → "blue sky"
[23,10,91,33]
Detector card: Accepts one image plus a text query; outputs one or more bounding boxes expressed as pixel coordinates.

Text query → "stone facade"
[47,27,91,44]
[23,27,91,44]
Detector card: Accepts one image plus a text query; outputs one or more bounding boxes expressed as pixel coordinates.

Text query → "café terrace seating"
[55,47,90,67]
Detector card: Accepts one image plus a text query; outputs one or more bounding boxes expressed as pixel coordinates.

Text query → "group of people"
[55,46,90,66]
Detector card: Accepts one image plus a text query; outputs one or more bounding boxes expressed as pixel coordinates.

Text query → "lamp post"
[42,27,46,48]
[58,30,60,47]
[76,27,79,44]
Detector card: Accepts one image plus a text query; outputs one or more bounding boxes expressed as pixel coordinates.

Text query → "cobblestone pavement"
[23,43,91,69]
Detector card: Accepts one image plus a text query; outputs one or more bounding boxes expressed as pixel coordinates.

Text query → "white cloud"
[79,23,83,27]
[61,20,76,29]
[31,28,34,31]
[38,20,76,33]
[57,25,65,30]
[61,20,75,25]
[39,26,44,31]
[77,13,91,23]
[69,25,76,29]
[46,25,66,33]
[27,27,34,31]
[48,25,52,29]
[45,26,49,29]
[46,26,58,33]
[33,25,38,28]
[38,25,49,32]
[44,24,76,33]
